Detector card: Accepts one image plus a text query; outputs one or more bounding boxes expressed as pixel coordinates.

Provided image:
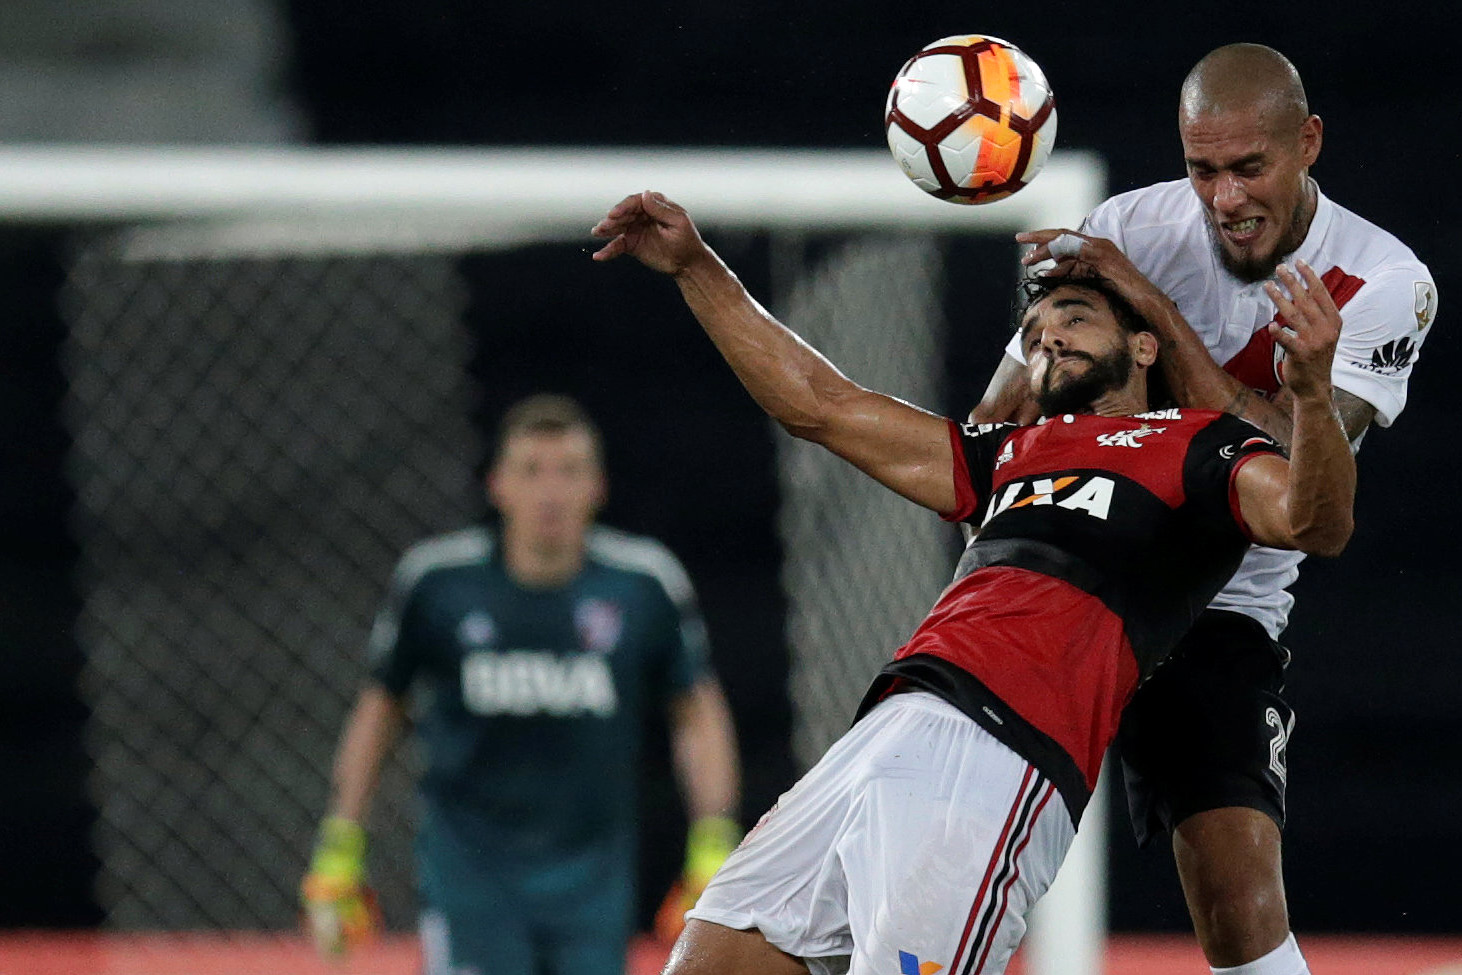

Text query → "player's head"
[1178,43,1322,283]
[487,394,606,548]
[1016,277,1160,416]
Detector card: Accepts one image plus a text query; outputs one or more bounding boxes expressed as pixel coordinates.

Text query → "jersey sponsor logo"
[1415,281,1438,330]
[1095,424,1166,448]
[1135,407,1183,420]
[460,650,618,718]
[899,951,944,975]
[982,475,1115,526]
[456,611,497,648]
[1355,336,1417,374]
[574,599,623,653]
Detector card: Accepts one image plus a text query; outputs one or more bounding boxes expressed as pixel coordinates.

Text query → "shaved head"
[1180,43,1309,135]
[1177,44,1321,281]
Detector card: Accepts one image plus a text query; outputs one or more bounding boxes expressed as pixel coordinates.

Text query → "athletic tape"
[1047,234,1084,260]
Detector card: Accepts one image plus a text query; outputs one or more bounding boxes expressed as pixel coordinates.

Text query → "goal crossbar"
[0,146,1104,256]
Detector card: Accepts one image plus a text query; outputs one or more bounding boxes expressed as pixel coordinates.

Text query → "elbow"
[775,381,859,444]
[1293,515,1354,557]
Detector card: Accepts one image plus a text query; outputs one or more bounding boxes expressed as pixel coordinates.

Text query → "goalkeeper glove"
[654,814,741,944]
[301,816,379,958]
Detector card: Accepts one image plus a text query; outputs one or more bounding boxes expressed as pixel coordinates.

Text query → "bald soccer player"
[974,43,1437,975]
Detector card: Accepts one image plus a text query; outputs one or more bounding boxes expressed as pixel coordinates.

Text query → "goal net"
[1,146,1104,955]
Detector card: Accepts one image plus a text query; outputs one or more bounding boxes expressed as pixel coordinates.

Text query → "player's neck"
[1086,383,1149,418]
[501,527,586,588]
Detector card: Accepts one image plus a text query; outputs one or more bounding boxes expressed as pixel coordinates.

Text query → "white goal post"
[0,145,1107,974]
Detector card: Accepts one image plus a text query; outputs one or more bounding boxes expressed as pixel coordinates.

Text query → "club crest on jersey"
[1096,423,1166,448]
[456,611,497,647]
[982,475,1115,526]
[1415,281,1438,330]
[574,599,623,653]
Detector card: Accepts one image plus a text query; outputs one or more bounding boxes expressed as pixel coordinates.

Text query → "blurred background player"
[301,393,742,975]
[973,43,1437,975]
[590,188,1355,975]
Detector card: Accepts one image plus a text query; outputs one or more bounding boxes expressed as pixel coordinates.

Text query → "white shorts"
[687,692,1075,975]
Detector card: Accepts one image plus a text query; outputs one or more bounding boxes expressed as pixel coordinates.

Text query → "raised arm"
[1231,262,1355,555]
[593,191,958,514]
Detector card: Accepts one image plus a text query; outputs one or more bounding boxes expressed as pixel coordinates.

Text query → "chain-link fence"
[63,242,479,929]
[771,235,954,767]
[59,229,959,928]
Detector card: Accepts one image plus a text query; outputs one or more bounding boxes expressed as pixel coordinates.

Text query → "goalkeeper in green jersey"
[303,394,742,975]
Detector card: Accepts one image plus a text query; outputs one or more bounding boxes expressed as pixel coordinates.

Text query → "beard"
[1036,344,1135,416]
[1208,198,1312,284]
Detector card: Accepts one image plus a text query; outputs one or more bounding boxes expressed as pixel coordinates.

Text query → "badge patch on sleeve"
[1415,281,1438,330]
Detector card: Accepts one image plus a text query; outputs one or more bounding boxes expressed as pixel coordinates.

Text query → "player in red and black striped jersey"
[592,191,1355,975]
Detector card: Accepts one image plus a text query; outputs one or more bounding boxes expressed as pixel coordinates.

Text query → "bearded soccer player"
[590,189,1354,975]
[301,394,741,975]
[973,44,1438,975]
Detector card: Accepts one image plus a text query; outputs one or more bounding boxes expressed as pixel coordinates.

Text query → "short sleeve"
[1328,265,1438,427]
[943,419,1019,524]
[635,540,711,697]
[1182,414,1287,542]
[366,555,427,695]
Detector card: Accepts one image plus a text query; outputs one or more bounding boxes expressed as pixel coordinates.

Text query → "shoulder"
[1318,192,1430,274]
[586,526,696,605]
[391,526,494,593]
[1086,179,1202,236]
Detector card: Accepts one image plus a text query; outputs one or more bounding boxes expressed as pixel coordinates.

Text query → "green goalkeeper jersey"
[368,524,708,866]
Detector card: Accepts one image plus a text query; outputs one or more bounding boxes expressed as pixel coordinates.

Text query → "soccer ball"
[885,35,1057,205]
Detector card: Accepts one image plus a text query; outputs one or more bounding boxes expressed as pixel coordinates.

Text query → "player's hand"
[653,814,740,945]
[590,191,711,276]
[301,817,379,959]
[1016,228,1183,330]
[1265,259,1340,401]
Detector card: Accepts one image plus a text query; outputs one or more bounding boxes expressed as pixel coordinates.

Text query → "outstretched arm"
[1231,262,1355,556]
[1015,228,1375,446]
[593,191,958,514]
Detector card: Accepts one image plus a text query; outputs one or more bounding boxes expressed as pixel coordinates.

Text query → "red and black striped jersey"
[859,408,1283,823]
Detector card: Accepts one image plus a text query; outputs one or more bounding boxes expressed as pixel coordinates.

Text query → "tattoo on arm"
[1255,385,1375,448]
[1222,384,1297,445]
[1332,388,1378,442]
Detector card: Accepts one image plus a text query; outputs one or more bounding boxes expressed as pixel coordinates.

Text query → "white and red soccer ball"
[885,35,1057,205]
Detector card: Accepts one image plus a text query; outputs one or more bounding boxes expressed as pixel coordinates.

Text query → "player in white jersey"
[971,44,1437,975]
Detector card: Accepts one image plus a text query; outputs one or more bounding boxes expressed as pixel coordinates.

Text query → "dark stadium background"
[2,0,1458,937]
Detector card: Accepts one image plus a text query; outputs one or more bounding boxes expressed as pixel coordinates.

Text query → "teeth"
[1227,217,1260,234]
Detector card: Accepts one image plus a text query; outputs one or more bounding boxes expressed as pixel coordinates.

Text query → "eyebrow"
[1021,294,1098,340]
[1185,151,1265,171]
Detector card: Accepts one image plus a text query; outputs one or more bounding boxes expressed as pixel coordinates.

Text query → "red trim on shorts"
[948,765,1035,975]
[970,782,1058,974]
[941,420,979,523]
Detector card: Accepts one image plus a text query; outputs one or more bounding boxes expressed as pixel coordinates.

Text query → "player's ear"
[485,466,504,509]
[1132,330,1159,368]
[1299,114,1322,167]
[590,471,608,513]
